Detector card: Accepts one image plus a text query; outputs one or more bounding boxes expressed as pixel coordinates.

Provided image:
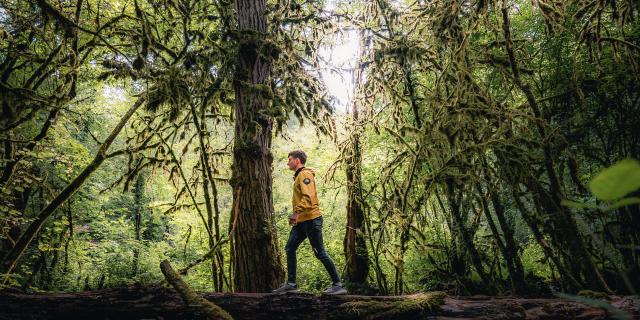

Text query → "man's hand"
[288,213,299,226]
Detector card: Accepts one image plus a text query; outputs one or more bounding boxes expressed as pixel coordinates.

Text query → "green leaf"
[604,197,640,211]
[589,159,640,201]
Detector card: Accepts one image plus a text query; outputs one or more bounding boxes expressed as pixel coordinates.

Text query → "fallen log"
[160,259,233,320]
[0,285,637,319]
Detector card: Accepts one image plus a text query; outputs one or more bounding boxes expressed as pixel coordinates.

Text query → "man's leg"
[285,224,306,284]
[306,217,341,285]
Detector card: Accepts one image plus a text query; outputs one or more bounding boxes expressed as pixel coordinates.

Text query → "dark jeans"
[285,216,340,285]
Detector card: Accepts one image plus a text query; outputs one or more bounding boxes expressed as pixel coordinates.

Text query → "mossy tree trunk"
[444,181,493,292]
[132,173,146,276]
[344,148,369,285]
[344,6,370,286]
[229,0,284,292]
[189,103,225,291]
[160,260,233,320]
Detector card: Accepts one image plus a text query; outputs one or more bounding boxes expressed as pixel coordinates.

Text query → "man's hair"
[288,150,307,165]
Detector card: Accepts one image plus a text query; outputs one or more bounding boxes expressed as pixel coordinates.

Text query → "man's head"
[287,150,307,171]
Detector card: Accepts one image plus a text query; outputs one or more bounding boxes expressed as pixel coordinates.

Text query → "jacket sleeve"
[294,171,315,214]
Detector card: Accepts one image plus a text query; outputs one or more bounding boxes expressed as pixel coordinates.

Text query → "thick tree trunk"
[344,158,369,284]
[229,0,284,292]
[510,188,582,290]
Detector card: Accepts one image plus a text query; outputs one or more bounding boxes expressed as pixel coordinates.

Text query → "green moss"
[337,292,446,319]
[577,290,609,299]
[396,291,447,311]
[341,300,389,317]
[252,83,274,100]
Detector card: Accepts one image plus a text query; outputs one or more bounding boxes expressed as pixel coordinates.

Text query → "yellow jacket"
[292,167,321,223]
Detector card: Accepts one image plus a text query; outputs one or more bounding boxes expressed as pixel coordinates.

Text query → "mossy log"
[159,260,233,320]
[0,286,638,319]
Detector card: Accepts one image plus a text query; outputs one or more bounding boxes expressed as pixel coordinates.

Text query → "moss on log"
[160,259,233,320]
[0,285,637,319]
[338,292,446,319]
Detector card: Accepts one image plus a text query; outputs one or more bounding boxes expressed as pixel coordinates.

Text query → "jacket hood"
[302,167,316,176]
[294,167,316,178]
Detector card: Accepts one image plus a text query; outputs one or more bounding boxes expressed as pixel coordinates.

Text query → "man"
[272,150,347,295]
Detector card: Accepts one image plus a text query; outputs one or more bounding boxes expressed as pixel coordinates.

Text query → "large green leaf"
[589,159,640,201]
[604,197,640,211]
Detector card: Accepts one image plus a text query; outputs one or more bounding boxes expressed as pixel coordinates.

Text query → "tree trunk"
[476,183,526,294]
[344,155,369,284]
[189,103,224,291]
[444,181,493,291]
[132,173,145,276]
[510,189,581,291]
[436,192,467,278]
[229,0,284,292]
[63,200,73,274]
[488,188,526,294]
[344,16,370,285]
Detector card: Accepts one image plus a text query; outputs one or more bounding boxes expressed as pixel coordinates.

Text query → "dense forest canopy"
[1,0,639,299]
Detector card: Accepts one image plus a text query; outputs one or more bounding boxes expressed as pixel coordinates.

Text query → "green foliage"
[2,0,639,298]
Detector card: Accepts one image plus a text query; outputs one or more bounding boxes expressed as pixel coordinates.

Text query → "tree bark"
[476,182,526,295]
[488,188,526,294]
[132,173,145,276]
[229,0,284,292]
[1,286,635,320]
[444,181,494,291]
[190,103,225,291]
[344,13,370,285]
[344,152,369,284]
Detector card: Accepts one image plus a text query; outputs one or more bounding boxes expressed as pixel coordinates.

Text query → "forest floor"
[0,285,638,319]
